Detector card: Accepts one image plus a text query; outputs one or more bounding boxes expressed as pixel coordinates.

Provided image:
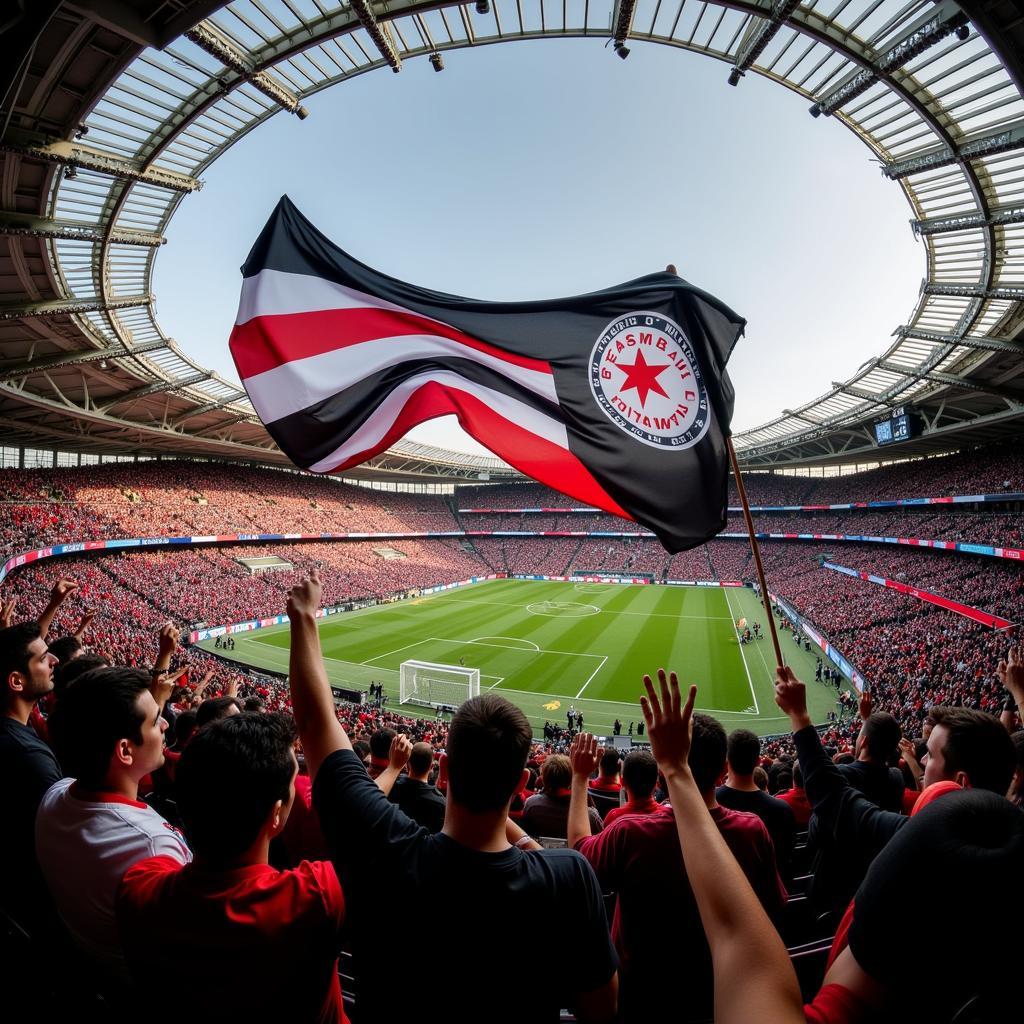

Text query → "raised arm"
[73,607,96,641]
[775,667,905,856]
[375,733,412,797]
[286,570,350,778]
[568,732,601,849]
[898,738,923,791]
[642,670,804,1024]
[38,578,78,639]
[997,647,1024,732]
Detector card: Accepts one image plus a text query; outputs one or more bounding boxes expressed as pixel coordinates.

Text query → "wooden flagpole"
[726,436,785,669]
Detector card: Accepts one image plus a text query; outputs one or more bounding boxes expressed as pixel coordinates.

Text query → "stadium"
[2,2,1023,1022]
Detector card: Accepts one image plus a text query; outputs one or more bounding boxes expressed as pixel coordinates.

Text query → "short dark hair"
[599,749,621,778]
[48,667,149,789]
[352,739,371,764]
[726,728,760,776]
[196,695,241,728]
[177,712,297,862]
[172,709,198,749]
[369,728,396,759]
[860,712,901,761]
[242,696,265,713]
[622,750,658,800]
[929,707,1016,795]
[540,754,571,795]
[409,741,434,775]
[0,622,41,707]
[446,694,531,813]
[689,713,728,793]
[54,651,109,697]
[46,635,82,667]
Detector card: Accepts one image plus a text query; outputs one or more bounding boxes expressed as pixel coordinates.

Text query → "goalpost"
[399,659,481,710]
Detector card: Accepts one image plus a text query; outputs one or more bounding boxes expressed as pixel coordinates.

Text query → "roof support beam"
[191,413,254,436]
[102,372,214,409]
[830,382,900,407]
[0,212,165,247]
[347,0,402,72]
[810,1,968,117]
[0,294,150,321]
[923,281,1024,301]
[170,393,248,426]
[910,201,1024,237]
[0,339,168,382]
[0,132,201,192]
[729,0,801,85]
[896,326,1024,355]
[185,22,310,118]
[882,121,1024,180]
[876,361,1021,401]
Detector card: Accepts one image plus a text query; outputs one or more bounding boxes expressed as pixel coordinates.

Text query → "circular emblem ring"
[589,311,711,450]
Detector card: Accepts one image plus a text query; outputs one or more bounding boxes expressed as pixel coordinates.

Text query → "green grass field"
[199,579,846,737]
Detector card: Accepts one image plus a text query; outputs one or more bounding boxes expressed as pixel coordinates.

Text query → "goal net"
[399,660,481,709]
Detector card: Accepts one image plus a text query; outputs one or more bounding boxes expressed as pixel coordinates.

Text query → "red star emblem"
[615,349,671,408]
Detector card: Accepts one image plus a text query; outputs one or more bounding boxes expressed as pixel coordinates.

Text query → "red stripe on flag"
[230,307,552,380]
[318,380,628,518]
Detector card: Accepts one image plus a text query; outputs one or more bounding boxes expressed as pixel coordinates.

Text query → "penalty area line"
[574,655,608,700]
[723,587,759,715]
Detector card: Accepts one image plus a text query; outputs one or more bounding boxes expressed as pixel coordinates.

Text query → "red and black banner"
[230,197,745,552]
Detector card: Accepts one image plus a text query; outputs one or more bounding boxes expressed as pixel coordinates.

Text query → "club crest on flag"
[589,311,710,450]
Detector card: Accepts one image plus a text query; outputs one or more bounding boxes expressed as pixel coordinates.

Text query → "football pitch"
[198,579,846,737]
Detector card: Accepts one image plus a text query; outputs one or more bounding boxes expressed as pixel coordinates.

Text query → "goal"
[399,660,480,709]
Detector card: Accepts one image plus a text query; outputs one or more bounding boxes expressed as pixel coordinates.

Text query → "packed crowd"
[3,565,1022,1023]
[4,444,1022,569]
[454,441,1024,508]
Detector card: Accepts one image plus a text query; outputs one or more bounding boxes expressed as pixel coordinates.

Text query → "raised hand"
[774,666,811,731]
[858,689,873,720]
[74,608,96,638]
[1,595,17,628]
[997,646,1024,703]
[150,671,175,712]
[157,621,180,659]
[389,733,412,770]
[288,568,322,619]
[640,669,696,777]
[50,578,79,604]
[569,732,602,779]
[898,736,917,763]
[194,670,213,697]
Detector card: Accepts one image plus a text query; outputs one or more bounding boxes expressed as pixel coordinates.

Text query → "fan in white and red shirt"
[37,665,190,977]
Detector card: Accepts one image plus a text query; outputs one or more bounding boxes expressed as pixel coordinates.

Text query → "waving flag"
[230,197,745,552]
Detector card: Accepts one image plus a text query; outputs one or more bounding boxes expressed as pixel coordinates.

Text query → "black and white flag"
[230,197,745,552]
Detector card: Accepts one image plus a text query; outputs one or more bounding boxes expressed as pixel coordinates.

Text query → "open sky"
[153,38,922,456]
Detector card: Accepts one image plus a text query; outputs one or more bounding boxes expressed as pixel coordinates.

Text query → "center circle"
[589,310,711,450]
[526,601,601,618]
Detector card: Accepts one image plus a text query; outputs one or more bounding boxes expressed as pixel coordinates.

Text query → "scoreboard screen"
[873,406,920,447]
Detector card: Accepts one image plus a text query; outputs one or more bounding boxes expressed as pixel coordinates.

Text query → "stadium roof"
[2,0,1023,479]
